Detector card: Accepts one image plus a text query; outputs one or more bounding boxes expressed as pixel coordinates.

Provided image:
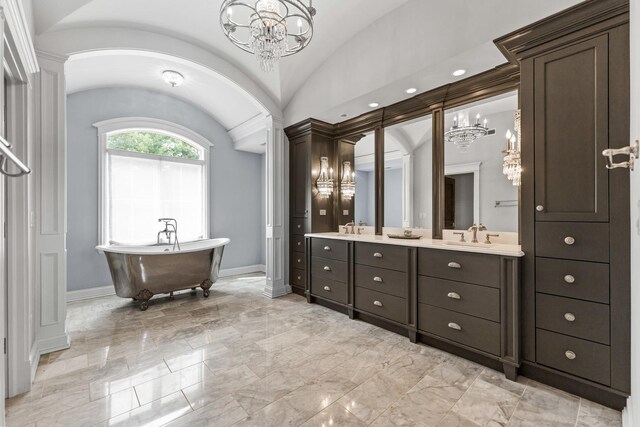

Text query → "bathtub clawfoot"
[135,289,154,311]
[201,279,212,298]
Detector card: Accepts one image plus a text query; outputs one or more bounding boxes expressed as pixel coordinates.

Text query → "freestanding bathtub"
[96,238,230,310]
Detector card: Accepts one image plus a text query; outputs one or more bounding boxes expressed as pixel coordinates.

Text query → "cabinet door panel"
[534,35,609,222]
[291,138,310,218]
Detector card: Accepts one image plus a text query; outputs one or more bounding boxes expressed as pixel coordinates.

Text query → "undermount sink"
[443,240,493,248]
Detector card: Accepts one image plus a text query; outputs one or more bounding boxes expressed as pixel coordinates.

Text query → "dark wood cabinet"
[286,122,338,294]
[507,0,630,408]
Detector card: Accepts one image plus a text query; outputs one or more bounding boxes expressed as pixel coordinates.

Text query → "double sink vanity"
[304,232,522,379]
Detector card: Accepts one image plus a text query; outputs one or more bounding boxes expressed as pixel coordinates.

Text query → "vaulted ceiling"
[33,0,585,136]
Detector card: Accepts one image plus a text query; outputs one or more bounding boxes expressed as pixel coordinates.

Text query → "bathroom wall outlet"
[343,210,349,215]
[320,210,327,216]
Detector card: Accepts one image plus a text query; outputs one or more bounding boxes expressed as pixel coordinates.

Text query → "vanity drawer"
[291,268,306,287]
[311,238,348,261]
[418,249,500,288]
[355,242,408,271]
[536,257,609,304]
[536,294,610,345]
[536,329,610,386]
[354,264,407,298]
[418,304,500,356]
[354,287,406,324]
[536,222,609,263]
[418,277,500,322]
[311,275,347,305]
[291,217,308,235]
[292,251,306,270]
[292,235,306,252]
[311,257,347,282]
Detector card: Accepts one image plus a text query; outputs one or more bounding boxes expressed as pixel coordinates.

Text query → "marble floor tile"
[5,273,623,427]
[98,391,192,427]
[164,395,248,427]
[134,362,217,405]
[576,399,623,427]
[507,381,580,427]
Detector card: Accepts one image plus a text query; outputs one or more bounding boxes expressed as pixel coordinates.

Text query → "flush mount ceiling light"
[405,88,418,94]
[220,0,316,72]
[162,70,184,87]
[445,112,489,152]
[368,102,380,108]
[452,69,466,77]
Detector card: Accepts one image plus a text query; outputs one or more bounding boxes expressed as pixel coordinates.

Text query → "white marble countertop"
[305,232,524,257]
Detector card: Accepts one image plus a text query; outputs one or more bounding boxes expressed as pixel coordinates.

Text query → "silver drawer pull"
[564,236,575,245]
[447,262,461,269]
[323,266,331,271]
[297,258,302,263]
[448,322,462,331]
[373,252,383,258]
[297,224,302,229]
[323,286,331,292]
[564,275,575,284]
[373,276,383,283]
[323,246,331,251]
[564,313,576,322]
[447,292,461,300]
[565,350,576,360]
[297,242,302,246]
[536,205,544,212]
[373,300,383,307]
[297,275,302,280]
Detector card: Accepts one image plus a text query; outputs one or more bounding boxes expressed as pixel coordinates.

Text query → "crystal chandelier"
[316,156,333,198]
[341,161,356,200]
[445,113,489,152]
[220,0,316,72]
[502,110,522,186]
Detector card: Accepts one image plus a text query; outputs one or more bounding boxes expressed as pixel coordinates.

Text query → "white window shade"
[108,152,205,245]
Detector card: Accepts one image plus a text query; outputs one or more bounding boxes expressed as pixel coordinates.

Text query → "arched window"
[94,118,212,246]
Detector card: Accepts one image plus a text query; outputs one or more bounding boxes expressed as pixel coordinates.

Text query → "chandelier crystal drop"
[220,0,316,72]
[316,156,334,198]
[502,110,522,186]
[341,161,356,200]
[445,113,489,152]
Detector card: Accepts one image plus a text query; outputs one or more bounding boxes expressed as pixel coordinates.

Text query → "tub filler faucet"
[158,218,181,251]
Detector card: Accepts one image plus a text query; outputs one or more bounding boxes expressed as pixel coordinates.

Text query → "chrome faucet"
[467,224,487,243]
[345,221,355,234]
[158,218,181,251]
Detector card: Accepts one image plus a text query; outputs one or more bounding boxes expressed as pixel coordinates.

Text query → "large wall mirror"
[383,115,433,230]
[443,90,519,234]
[351,130,375,227]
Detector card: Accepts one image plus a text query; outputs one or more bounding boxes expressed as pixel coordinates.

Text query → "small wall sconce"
[341,161,356,200]
[316,156,334,198]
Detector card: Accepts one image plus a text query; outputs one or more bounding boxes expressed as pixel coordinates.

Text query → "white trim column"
[263,115,290,298]
[33,51,69,354]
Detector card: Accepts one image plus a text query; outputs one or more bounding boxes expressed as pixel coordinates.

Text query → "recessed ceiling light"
[162,70,184,87]
[368,102,379,108]
[452,69,466,77]
[340,113,348,118]
[406,88,417,94]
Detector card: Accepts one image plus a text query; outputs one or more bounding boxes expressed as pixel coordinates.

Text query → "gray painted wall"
[67,87,265,292]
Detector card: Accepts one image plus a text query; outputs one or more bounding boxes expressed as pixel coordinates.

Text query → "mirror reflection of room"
[353,131,375,229]
[383,115,433,233]
[444,91,519,240]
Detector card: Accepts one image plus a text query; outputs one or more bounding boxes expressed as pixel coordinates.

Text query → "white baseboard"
[67,285,115,302]
[66,264,267,302]
[624,396,634,427]
[218,264,266,278]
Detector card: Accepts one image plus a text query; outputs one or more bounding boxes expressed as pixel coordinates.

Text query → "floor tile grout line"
[574,398,583,427]
[504,380,529,425]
